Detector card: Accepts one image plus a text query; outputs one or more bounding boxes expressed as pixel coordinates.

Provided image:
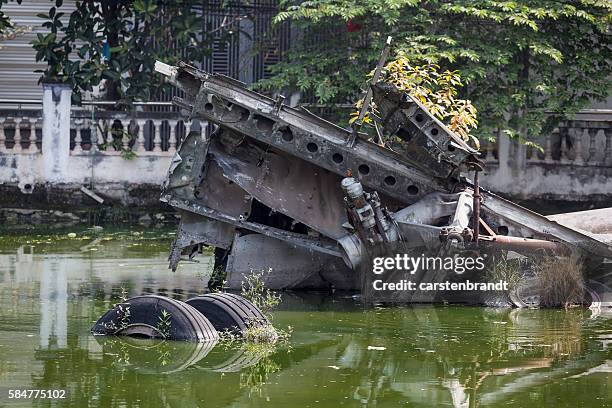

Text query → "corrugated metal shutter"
[0,0,77,100]
[200,1,241,79]
[1,1,296,101]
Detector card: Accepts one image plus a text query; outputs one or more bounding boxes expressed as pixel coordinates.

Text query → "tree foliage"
[353,59,479,145]
[0,0,13,34]
[0,0,29,49]
[262,0,611,141]
[30,0,221,104]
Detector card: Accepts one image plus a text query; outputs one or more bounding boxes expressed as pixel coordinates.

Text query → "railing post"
[42,83,72,182]
[136,119,146,153]
[152,120,162,152]
[0,118,5,153]
[560,128,570,164]
[13,117,22,153]
[89,117,98,152]
[73,118,83,154]
[587,128,596,163]
[121,123,130,151]
[168,119,177,153]
[513,134,527,171]
[27,118,38,153]
[594,128,606,165]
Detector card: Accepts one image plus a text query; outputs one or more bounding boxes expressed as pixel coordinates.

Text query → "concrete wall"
[481,127,612,207]
[0,84,199,211]
[0,152,172,195]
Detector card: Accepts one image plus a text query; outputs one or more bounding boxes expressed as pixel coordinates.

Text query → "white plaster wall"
[482,164,612,199]
[0,153,172,188]
[0,153,42,191]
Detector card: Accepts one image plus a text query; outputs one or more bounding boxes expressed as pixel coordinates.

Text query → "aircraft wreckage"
[153,60,612,308]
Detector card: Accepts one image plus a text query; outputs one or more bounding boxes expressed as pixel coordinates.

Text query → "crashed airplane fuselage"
[155,61,612,306]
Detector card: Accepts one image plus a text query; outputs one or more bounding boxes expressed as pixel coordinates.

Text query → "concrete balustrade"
[475,114,612,204]
[0,108,196,158]
[67,115,191,156]
[0,94,610,206]
[0,88,204,201]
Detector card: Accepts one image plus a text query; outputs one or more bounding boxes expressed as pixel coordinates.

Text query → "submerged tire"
[91,295,219,342]
[185,293,269,334]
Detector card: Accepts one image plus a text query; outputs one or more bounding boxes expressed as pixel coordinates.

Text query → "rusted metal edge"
[163,195,342,258]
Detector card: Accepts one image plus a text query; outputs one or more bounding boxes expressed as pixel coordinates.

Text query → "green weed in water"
[156,309,172,338]
[241,268,281,316]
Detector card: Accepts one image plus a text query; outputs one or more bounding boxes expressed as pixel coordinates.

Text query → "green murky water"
[0,227,610,407]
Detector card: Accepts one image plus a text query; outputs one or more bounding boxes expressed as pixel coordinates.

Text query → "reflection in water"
[0,229,610,408]
[205,345,270,373]
[97,337,218,374]
[39,256,68,349]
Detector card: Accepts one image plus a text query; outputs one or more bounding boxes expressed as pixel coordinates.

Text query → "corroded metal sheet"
[210,137,348,239]
[225,234,356,290]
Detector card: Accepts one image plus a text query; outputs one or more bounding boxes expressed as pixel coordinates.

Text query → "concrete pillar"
[513,140,526,173]
[497,129,510,174]
[42,83,72,182]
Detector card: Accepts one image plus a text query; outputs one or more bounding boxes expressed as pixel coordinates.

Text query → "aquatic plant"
[483,252,530,307]
[217,322,292,347]
[117,304,131,330]
[119,286,129,302]
[243,323,279,344]
[241,268,281,316]
[156,309,172,338]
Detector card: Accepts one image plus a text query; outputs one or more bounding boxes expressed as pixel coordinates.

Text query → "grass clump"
[534,254,585,308]
[486,251,586,308]
[487,253,527,293]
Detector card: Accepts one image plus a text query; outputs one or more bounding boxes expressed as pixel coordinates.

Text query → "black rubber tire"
[185,293,269,334]
[91,295,219,342]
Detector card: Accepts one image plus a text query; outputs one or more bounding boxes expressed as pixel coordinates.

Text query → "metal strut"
[347,36,393,147]
[473,169,481,245]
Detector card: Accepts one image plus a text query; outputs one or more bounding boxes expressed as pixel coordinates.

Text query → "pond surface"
[0,227,610,408]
